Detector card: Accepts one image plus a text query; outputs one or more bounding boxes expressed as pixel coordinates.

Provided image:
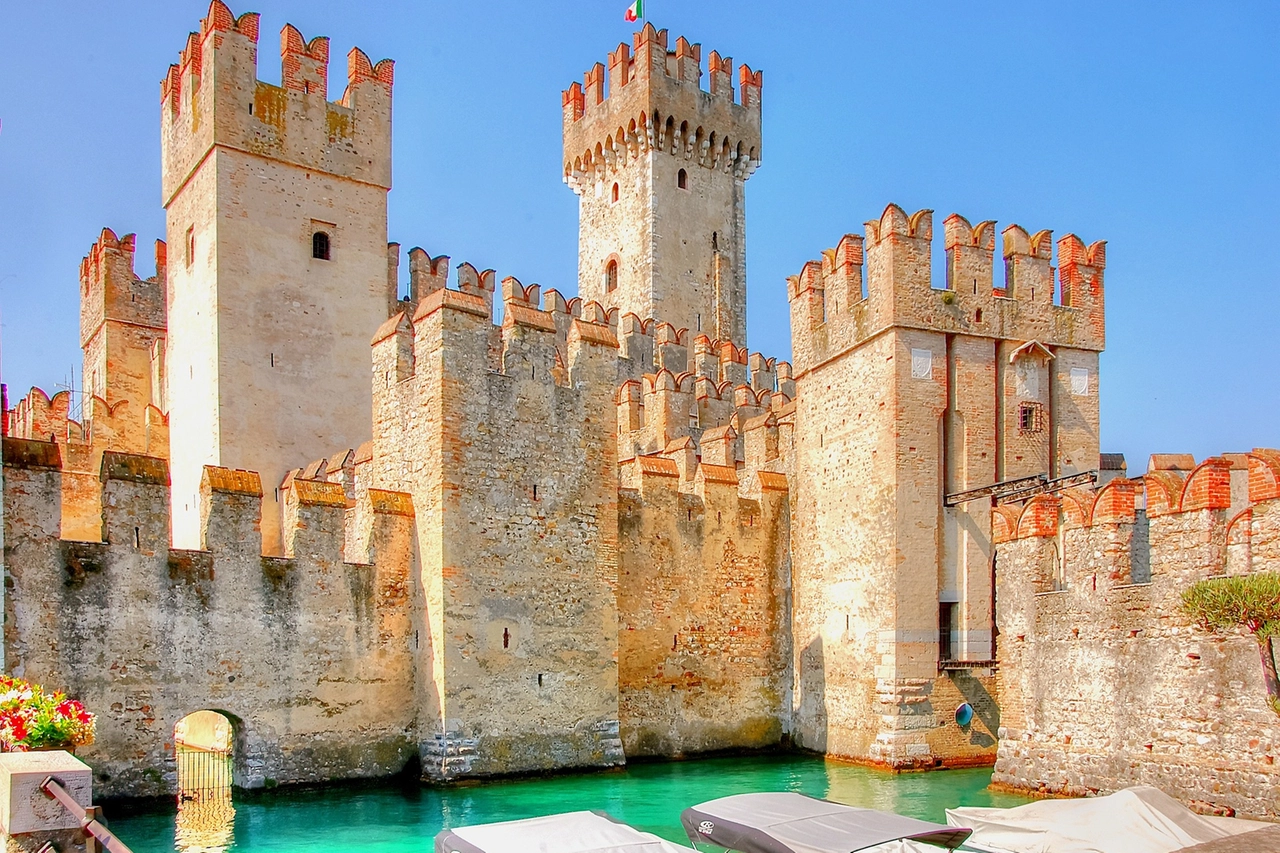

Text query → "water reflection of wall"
[175,799,235,853]
[824,761,902,815]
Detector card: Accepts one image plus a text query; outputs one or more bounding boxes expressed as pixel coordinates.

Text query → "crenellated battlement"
[610,313,792,467]
[787,203,1106,376]
[993,451,1270,549]
[78,228,166,353]
[1,438,409,560]
[992,450,1275,610]
[160,1,394,204]
[615,355,792,479]
[372,252,620,395]
[7,387,87,448]
[562,24,762,193]
[611,314,791,392]
[619,452,786,513]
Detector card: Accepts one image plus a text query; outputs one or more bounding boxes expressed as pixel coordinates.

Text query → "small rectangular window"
[939,602,955,661]
[1019,402,1043,433]
[185,226,194,268]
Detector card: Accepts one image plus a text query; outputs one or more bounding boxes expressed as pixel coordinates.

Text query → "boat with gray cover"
[681,792,973,852]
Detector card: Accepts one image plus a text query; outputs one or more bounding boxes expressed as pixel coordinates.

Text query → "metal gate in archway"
[176,743,232,802]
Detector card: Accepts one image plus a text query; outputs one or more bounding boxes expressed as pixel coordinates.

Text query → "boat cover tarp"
[945,786,1270,853]
[680,792,973,852]
[434,810,697,853]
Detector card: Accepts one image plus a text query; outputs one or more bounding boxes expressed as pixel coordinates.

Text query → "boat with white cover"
[946,786,1272,853]
[434,810,698,853]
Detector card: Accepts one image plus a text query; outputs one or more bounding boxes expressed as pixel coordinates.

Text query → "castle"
[3,2,1276,818]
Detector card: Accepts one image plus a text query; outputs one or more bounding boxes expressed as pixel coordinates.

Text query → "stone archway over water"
[174,710,236,853]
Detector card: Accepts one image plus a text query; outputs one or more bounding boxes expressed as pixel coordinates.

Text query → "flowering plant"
[0,675,96,751]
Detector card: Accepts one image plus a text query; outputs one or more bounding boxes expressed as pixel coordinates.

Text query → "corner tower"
[160,2,396,552]
[563,25,761,343]
[786,204,1105,769]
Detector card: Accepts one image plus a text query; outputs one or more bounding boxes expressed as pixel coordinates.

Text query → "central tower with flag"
[562,24,762,344]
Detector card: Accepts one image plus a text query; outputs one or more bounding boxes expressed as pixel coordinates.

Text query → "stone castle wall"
[1,440,416,799]
[617,442,791,757]
[993,453,1280,818]
[370,265,625,780]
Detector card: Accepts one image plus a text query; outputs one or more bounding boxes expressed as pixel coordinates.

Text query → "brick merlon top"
[203,466,264,496]
[570,319,620,348]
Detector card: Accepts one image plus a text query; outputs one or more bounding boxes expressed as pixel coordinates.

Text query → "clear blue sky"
[1,1,1276,469]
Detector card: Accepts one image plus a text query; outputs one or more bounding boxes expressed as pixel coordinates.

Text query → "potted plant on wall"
[0,676,96,752]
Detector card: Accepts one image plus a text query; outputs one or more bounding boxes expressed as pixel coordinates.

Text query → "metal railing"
[38,776,135,853]
[944,469,1099,507]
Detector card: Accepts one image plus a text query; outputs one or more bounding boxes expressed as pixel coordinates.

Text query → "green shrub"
[1181,572,1280,639]
[1182,573,1280,717]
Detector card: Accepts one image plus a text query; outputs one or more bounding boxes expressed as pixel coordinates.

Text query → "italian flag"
[624,0,643,22]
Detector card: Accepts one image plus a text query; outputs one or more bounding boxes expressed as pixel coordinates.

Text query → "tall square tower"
[563,25,761,343]
[787,206,1105,767]
[160,2,396,552]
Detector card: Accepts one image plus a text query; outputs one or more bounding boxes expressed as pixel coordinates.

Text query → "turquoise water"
[107,755,1030,852]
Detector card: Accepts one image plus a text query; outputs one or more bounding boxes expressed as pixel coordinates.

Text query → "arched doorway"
[175,710,236,851]
[175,710,233,800]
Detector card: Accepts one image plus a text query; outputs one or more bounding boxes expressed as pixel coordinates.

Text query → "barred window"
[1019,402,1044,433]
[312,231,331,260]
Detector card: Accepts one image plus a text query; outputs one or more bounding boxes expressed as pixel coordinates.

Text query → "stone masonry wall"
[993,453,1280,818]
[371,269,624,780]
[1,439,416,799]
[617,460,790,756]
